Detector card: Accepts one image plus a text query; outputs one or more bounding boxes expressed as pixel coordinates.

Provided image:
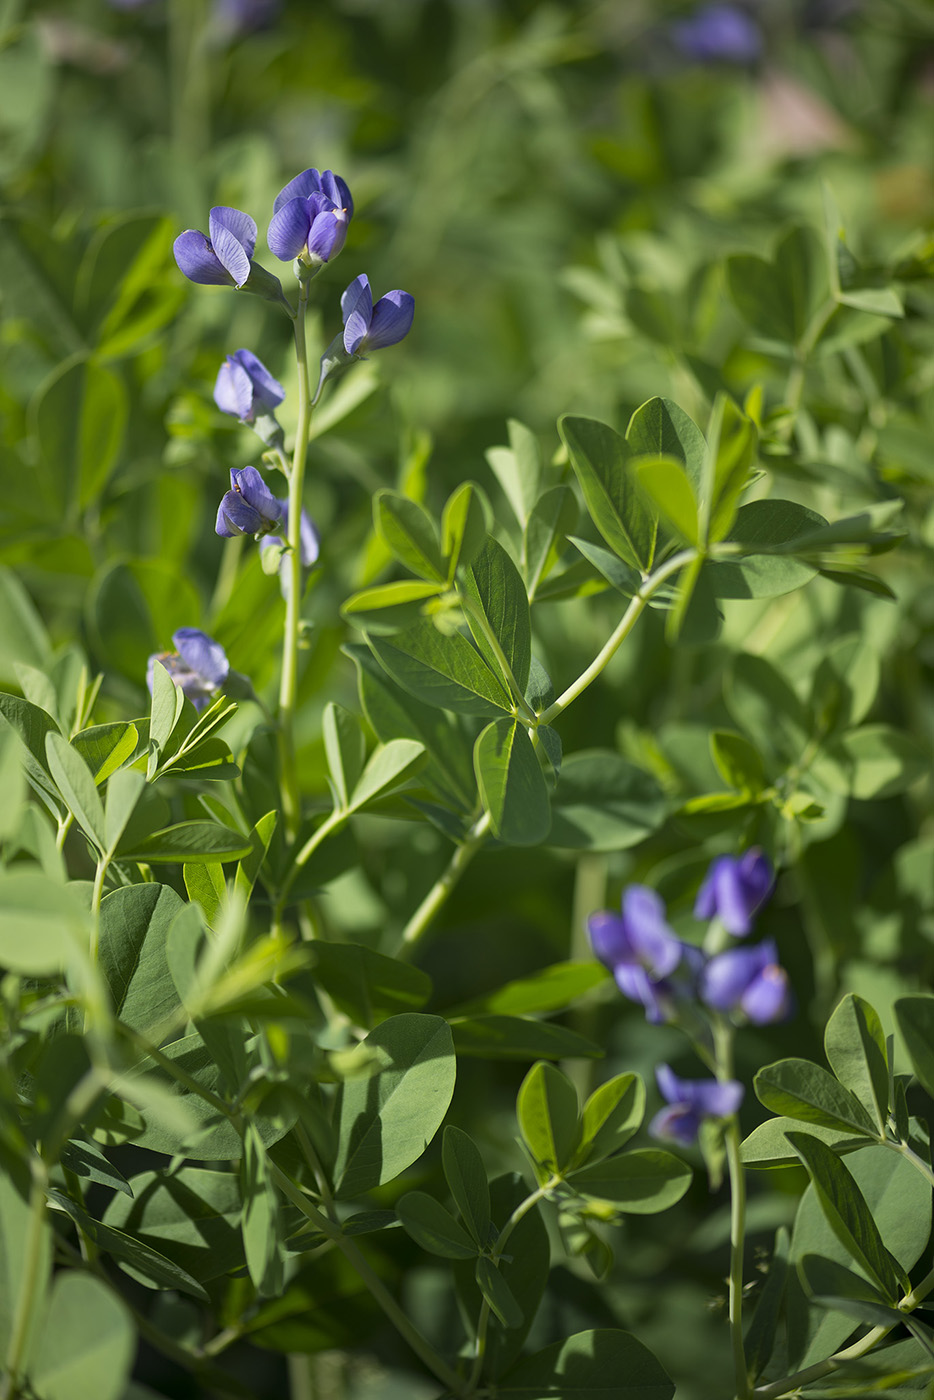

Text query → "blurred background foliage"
[5,0,934,1395]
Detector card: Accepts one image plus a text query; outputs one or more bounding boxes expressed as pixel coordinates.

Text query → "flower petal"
[173,628,230,687]
[216,490,265,535]
[231,348,285,409]
[267,198,312,261]
[588,910,632,967]
[365,291,414,350]
[741,965,792,1025]
[173,230,231,286]
[319,168,353,217]
[306,207,350,263]
[232,465,280,519]
[208,207,256,286]
[622,885,681,978]
[272,168,322,215]
[649,1103,702,1145]
[214,358,255,419]
[341,273,372,324]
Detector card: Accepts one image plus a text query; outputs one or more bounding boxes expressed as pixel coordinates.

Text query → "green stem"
[397,811,492,959]
[278,280,314,844]
[267,1164,469,1397]
[713,1020,749,1400]
[539,550,697,726]
[279,808,346,908]
[892,1137,934,1190]
[467,1179,555,1391]
[1,1160,49,1400]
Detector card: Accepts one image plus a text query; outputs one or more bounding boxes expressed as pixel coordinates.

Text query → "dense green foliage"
[5,1,934,1398]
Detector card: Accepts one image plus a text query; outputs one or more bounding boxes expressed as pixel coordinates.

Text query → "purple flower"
[673,4,762,63]
[215,466,282,538]
[650,1066,744,1145]
[174,207,257,288]
[267,169,353,267]
[212,0,280,37]
[701,939,793,1025]
[589,886,696,1023]
[259,499,320,569]
[147,628,229,712]
[341,275,414,356]
[214,349,285,424]
[695,850,774,937]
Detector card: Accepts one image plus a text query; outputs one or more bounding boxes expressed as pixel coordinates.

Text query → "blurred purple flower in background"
[213,0,281,37]
[214,349,285,424]
[701,939,793,1024]
[341,275,415,356]
[215,466,282,538]
[174,207,257,288]
[267,169,353,266]
[650,1066,744,1145]
[147,629,229,712]
[695,849,773,936]
[259,500,320,570]
[589,886,698,1023]
[673,4,762,62]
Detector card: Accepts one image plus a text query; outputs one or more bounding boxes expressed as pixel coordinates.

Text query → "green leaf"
[634,454,699,545]
[341,580,444,634]
[726,654,810,763]
[744,1227,790,1382]
[451,1016,602,1061]
[49,1190,209,1300]
[117,821,252,864]
[0,870,88,975]
[45,731,106,849]
[811,725,929,801]
[102,1168,244,1283]
[28,1273,133,1400]
[103,768,145,853]
[396,1191,479,1259]
[894,996,934,1101]
[485,419,543,527]
[463,537,532,695]
[98,883,186,1035]
[0,726,26,842]
[710,730,767,793]
[0,570,51,686]
[577,1074,646,1166]
[626,396,706,494]
[147,655,184,765]
[33,357,128,515]
[701,394,758,543]
[332,1014,456,1197]
[366,619,513,717]
[517,1061,580,1173]
[548,751,668,851]
[786,1132,907,1300]
[242,1122,284,1297]
[559,415,657,570]
[184,863,226,925]
[754,1059,880,1136]
[474,719,551,846]
[498,1328,674,1399]
[0,692,61,814]
[798,1252,900,1322]
[374,490,445,582]
[741,1117,872,1168]
[348,738,427,810]
[71,722,139,785]
[234,811,278,904]
[825,995,889,1134]
[567,1150,692,1213]
[727,226,829,345]
[323,703,366,810]
[448,961,607,1019]
[442,480,491,579]
[310,941,431,1027]
[569,537,641,596]
[476,1255,524,1328]
[442,1126,491,1245]
[453,1173,549,1380]
[523,486,578,597]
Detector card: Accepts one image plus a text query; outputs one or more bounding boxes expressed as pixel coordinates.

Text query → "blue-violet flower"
[341,274,414,356]
[146,628,229,712]
[214,349,285,424]
[649,1065,744,1145]
[259,499,320,570]
[267,169,353,266]
[589,886,696,1023]
[673,4,762,62]
[215,466,282,538]
[701,939,793,1024]
[174,207,257,288]
[695,849,774,937]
